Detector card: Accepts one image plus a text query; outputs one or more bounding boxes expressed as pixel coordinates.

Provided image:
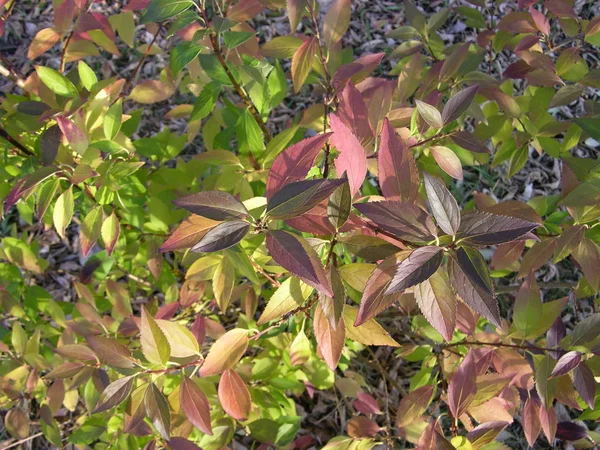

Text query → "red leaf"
[353,392,381,414]
[573,363,596,409]
[355,252,411,326]
[330,113,367,196]
[266,230,333,297]
[333,52,385,85]
[447,350,476,418]
[314,303,345,370]
[353,200,436,242]
[384,246,443,295]
[539,404,557,442]
[218,369,251,420]
[160,215,220,252]
[378,118,419,202]
[522,397,541,447]
[167,437,202,450]
[550,351,581,378]
[266,133,332,199]
[336,83,374,146]
[180,377,212,435]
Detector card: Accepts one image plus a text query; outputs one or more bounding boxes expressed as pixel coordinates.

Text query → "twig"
[441,340,569,355]
[0,54,26,89]
[1,432,44,450]
[0,126,36,157]
[495,282,575,294]
[199,6,271,143]
[59,32,74,73]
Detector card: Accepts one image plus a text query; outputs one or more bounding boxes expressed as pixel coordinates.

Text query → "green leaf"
[513,273,542,339]
[53,186,74,238]
[36,66,79,98]
[199,54,233,85]
[170,42,203,75]
[236,108,264,156]
[574,118,600,141]
[140,307,171,366]
[141,0,195,23]
[223,31,254,49]
[104,100,122,140]
[78,61,98,91]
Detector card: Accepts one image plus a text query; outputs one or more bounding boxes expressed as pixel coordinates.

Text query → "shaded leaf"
[266,230,333,297]
[40,125,62,165]
[180,377,212,435]
[384,246,443,295]
[322,0,351,49]
[378,118,419,202]
[144,384,171,440]
[173,191,248,220]
[292,37,317,93]
[142,0,194,23]
[396,385,435,428]
[447,350,476,418]
[414,269,456,341]
[442,85,479,125]
[457,211,540,245]
[342,305,399,346]
[191,220,249,253]
[327,178,352,230]
[550,351,581,378]
[94,376,134,413]
[266,178,345,220]
[161,215,220,252]
[86,336,135,369]
[573,363,596,409]
[522,398,541,447]
[450,247,500,327]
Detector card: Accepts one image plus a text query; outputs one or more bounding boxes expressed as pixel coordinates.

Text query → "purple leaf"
[4,165,60,212]
[378,118,419,202]
[384,246,443,295]
[423,173,461,236]
[266,178,345,220]
[556,422,588,442]
[414,269,456,341]
[466,421,509,447]
[550,351,581,378]
[442,85,479,125]
[450,131,490,154]
[355,251,411,326]
[173,191,248,221]
[191,220,249,253]
[266,133,332,199]
[353,200,437,242]
[457,211,540,245]
[573,363,596,409]
[266,230,333,297]
[40,125,62,165]
[448,350,476,418]
[450,246,501,327]
[353,392,381,414]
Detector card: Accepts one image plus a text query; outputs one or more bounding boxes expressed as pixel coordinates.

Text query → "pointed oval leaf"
[156,320,199,358]
[101,212,120,256]
[35,66,79,97]
[94,376,134,413]
[430,146,463,180]
[266,178,345,220]
[522,398,541,447]
[328,178,352,230]
[173,191,249,221]
[140,307,171,366]
[353,200,436,242]
[199,328,248,377]
[378,118,419,202]
[218,369,252,420]
[180,377,212,435]
[414,269,456,341]
[86,336,135,369]
[573,363,595,409]
[396,385,435,428]
[292,37,317,93]
[550,351,581,378]
[447,350,476,418]
[322,0,351,49]
[144,384,171,440]
[266,133,332,199]
[355,251,411,326]
[415,99,443,129]
[330,113,367,196]
[258,277,314,325]
[384,246,443,295]
[450,246,501,327]
[266,230,333,297]
[457,211,540,245]
[423,173,461,236]
[191,220,249,253]
[54,186,74,238]
[342,305,399,346]
[161,215,220,252]
[442,85,479,125]
[314,303,346,370]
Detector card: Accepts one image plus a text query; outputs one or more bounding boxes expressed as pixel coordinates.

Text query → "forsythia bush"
[1,0,600,448]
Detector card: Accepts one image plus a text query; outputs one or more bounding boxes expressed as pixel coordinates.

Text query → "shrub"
[1,0,600,448]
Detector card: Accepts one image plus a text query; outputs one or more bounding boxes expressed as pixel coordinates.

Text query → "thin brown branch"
[1,432,45,450]
[0,54,26,89]
[0,126,36,157]
[441,340,569,355]
[199,6,271,144]
[496,282,576,294]
[59,31,74,73]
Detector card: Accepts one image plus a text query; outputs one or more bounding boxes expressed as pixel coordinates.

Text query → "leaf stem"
[0,126,36,157]
[59,31,74,73]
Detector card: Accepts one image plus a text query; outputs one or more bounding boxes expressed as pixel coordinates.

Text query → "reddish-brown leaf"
[378,118,419,203]
[86,336,135,369]
[172,191,248,221]
[396,385,435,428]
[414,269,456,341]
[266,133,332,199]
[94,376,134,413]
[314,303,346,370]
[441,85,479,125]
[218,369,251,420]
[292,37,317,93]
[28,28,61,60]
[573,363,596,409]
[336,83,374,146]
[447,350,477,418]
[190,220,249,253]
[523,398,541,446]
[199,328,248,377]
[160,215,220,251]
[347,416,380,438]
[267,230,333,297]
[353,392,381,414]
[180,377,212,435]
[330,113,367,196]
[539,404,557,442]
[384,246,443,295]
[430,146,463,180]
[457,211,540,245]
